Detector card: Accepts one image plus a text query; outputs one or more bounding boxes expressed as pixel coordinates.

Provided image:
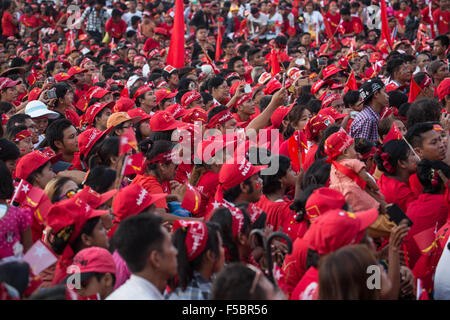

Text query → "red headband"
[419,75,432,89]
[173,220,208,261]
[134,55,146,62]
[206,109,234,129]
[147,151,175,164]
[80,58,92,69]
[235,93,252,108]
[360,145,376,160]
[14,129,32,143]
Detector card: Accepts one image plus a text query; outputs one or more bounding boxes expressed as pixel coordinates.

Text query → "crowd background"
[0,0,449,301]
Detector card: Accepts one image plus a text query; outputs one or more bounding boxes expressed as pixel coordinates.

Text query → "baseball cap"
[182,107,208,124]
[113,97,135,113]
[73,186,117,209]
[0,77,20,90]
[324,128,354,160]
[359,77,384,102]
[270,104,294,128]
[321,93,343,109]
[263,78,282,95]
[181,91,202,107]
[322,64,342,80]
[70,247,116,281]
[127,108,151,122]
[218,158,267,194]
[155,88,176,105]
[303,114,335,141]
[25,100,59,119]
[166,103,189,119]
[85,101,114,126]
[15,150,58,180]
[305,187,346,220]
[54,72,73,82]
[303,208,378,255]
[126,75,145,89]
[78,128,111,158]
[437,78,450,101]
[311,79,329,95]
[68,66,87,77]
[318,106,346,121]
[27,87,42,102]
[149,110,184,132]
[106,112,141,130]
[88,86,110,100]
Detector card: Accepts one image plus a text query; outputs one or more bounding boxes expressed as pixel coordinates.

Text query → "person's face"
[141,90,156,108]
[394,120,407,136]
[18,137,34,156]
[35,162,56,189]
[97,108,111,131]
[435,64,450,82]
[139,121,151,137]
[33,116,49,135]
[214,81,229,102]
[196,29,207,41]
[373,88,389,107]
[100,93,113,104]
[305,4,313,13]
[57,179,79,202]
[239,99,255,115]
[416,130,446,161]
[331,99,345,113]
[74,72,86,85]
[160,162,177,180]
[63,90,74,106]
[157,225,178,279]
[77,273,113,300]
[224,43,235,55]
[250,52,265,67]
[52,62,64,76]
[127,49,137,62]
[169,73,179,87]
[62,125,79,153]
[24,118,39,144]
[222,118,237,133]
[295,108,312,131]
[433,41,445,57]
[233,61,246,76]
[246,174,263,202]
[4,159,17,174]
[134,59,146,68]
[401,150,419,174]
[330,2,338,12]
[301,34,311,46]
[3,86,18,102]
[417,55,431,70]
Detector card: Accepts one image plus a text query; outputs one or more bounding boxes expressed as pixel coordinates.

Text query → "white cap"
[201,64,213,76]
[25,100,59,119]
[127,75,144,89]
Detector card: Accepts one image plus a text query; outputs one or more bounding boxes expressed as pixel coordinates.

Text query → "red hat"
[133,85,153,100]
[166,103,189,119]
[360,44,376,52]
[437,78,450,101]
[182,107,208,124]
[225,72,240,81]
[150,110,184,132]
[322,64,342,80]
[163,65,177,74]
[154,27,169,36]
[196,138,230,163]
[321,93,344,109]
[324,128,354,160]
[304,114,335,141]
[305,187,346,220]
[258,72,271,84]
[180,184,202,216]
[0,77,20,90]
[147,49,161,59]
[78,128,110,157]
[172,220,208,260]
[85,102,114,126]
[155,88,176,105]
[235,93,252,108]
[181,91,202,107]
[74,186,117,209]
[15,150,58,180]
[72,247,116,276]
[369,52,383,63]
[270,104,294,128]
[112,184,167,223]
[88,86,110,100]
[114,97,135,112]
[28,87,42,102]
[68,66,87,77]
[263,78,282,95]
[319,106,346,121]
[303,208,378,255]
[127,108,151,122]
[54,72,73,82]
[311,79,327,95]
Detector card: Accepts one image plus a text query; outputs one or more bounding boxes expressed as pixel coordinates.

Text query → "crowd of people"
[0,0,449,301]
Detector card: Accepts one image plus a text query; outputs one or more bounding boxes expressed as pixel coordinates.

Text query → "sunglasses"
[57,189,79,201]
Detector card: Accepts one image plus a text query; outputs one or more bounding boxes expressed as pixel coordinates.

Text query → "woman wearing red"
[1,0,18,38]
[324,1,341,35]
[375,139,418,213]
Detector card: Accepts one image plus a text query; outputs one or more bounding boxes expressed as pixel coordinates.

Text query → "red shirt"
[19,14,41,28]
[195,171,219,218]
[377,173,417,212]
[394,9,410,27]
[105,18,127,39]
[2,11,16,36]
[256,195,300,242]
[341,17,363,34]
[324,12,341,34]
[143,38,160,52]
[433,9,450,35]
[281,237,309,296]
[409,173,423,197]
[302,143,318,172]
[290,267,319,300]
[131,174,168,209]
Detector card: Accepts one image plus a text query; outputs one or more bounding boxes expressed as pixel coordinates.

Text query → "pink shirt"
[0,205,32,259]
[112,250,131,290]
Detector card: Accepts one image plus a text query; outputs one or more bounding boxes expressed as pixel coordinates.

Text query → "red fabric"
[409,173,424,197]
[290,267,319,300]
[302,143,318,172]
[380,0,393,49]
[131,174,168,209]
[324,12,341,34]
[377,173,417,213]
[195,171,219,218]
[105,18,127,39]
[65,108,81,129]
[143,38,160,52]
[20,14,41,28]
[174,163,192,184]
[433,9,450,35]
[166,0,185,69]
[281,237,309,296]
[256,195,299,242]
[2,11,16,37]
[341,17,363,34]
[394,9,410,27]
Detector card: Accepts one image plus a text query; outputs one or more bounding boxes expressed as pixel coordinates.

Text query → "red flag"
[39,43,46,61]
[408,78,422,103]
[64,30,76,55]
[383,122,403,144]
[321,10,337,46]
[122,152,145,176]
[11,180,33,205]
[27,67,38,86]
[181,183,202,215]
[344,70,358,94]
[215,24,223,62]
[270,48,281,76]
[119,127,138,155]
[204,52,221,75]
[22,240,58,276]
[166,0,185,69]
[380,0,393,50]
[428,1,436,38]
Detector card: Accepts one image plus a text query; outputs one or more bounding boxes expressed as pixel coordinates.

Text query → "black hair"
[51,81,73,100]
[149,130,174,142]
[45,119,73,152]
[70,216,102,254]
[111,8,122,17]
[434,35,450,48]
[259,95,273,112]
[84,165,117,194]
[0,160,14,199]
[28,285,66,300]
[228,56,244,71]
[6,124,29,144]
[388,90,408,109]
[301,158,331,190]
[291,184,321,222]
[354,138,375,163]
[211,262,269,299]
[398,102,410,120]
[343,90,360,108]
[0,101,14,114]
[207,76,225,94]
[6,114,31,131]
[223,176,254,203]
[0,261,30,297]
[386,57,405,77]
[177,77,196,92]
[247,48,261,62]
[405,122,435,149]
[306,98,321,115]
[171,222,221,291]
[406,98,441,129]
[340,7,350,15]
[141,138,174,172]
[209,207,251,263]
[236,202,267,230]
[262,155,291,195]
[315,124,342,161]
[207,105,228,122]
[88,136,119,169]
[113,213,165,273]
[0,138,20,162]
[416,159,450,194]
[374,140,410,174]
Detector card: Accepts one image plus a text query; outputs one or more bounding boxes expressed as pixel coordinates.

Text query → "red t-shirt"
[255,195,300,242]
[341,17,363,34]
[19,14,41,28]
[174,163,192,185]
[394,9,410,27]
[324,12,341,34]
[2,11,16,36]
[131,174,168,209]
[195,171,219,218]
[433,9,450,35]
[409,173,423,197]
[290,266,319,300]
[377,173,417,212]
[105,18,127,39]
[143,38,160,52]
[281,237,309,296]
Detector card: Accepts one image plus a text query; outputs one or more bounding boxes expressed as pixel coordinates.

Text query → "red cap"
[304,114,335,141]
[321,93,343,109]
[15,150,58,180]
[172,220,208,261]
[258,72,272,84]
[68,66,87,77]
[28,87,42,102]
[0,77,20,90]
[163,65,177,74]
[112,184,167,223]
[437,78,450,101]
[72,247,116,275]
[303,208,378,255]
[369,52,383,63]
[166,103,189,119]
[305,187,346,220]
[54,72,73,82]
[132,85,153,100]
[85,102,114,126]
[181,91,202,107]
[263,78,282,95]
[322,64,342,80]
[324,128,354,160]
[114,97,135,112]
[270,104,294,128]
[182,107,208,124]
[360,44,376,52]
[88,86,109,100]
[181,184,202,215]
[319,106,346,121]
[127,108,151,122]
[311,79,327,95]
[73,186,117,209]
[154,27,169,36]
[155,88,176,105]
[150,110,184,132]
[78,128,110,157]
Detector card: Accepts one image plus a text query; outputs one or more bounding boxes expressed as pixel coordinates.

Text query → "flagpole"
[10,179,24,206]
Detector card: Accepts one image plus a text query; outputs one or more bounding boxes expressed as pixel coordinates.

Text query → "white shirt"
[122,10,143,27]
[248,13,269,39]
[106,274,164,300]
[301,11,324,33]
[434,237,450,300]
[266,12,283,40]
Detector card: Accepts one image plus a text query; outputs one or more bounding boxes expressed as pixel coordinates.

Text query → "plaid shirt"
[349,105,380,142]
[165,272,213,300]
[81,7,108,33]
